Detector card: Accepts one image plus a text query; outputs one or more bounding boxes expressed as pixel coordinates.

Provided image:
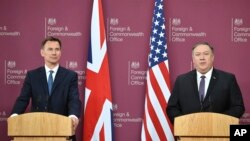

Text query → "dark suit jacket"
[167,68,245,123]
[11,66,82,118]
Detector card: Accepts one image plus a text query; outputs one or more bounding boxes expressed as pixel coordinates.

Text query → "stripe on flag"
[83,0,113,140]
[141,0,175,140]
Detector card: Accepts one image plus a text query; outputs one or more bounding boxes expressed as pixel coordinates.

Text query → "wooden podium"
[174,112,239,141]
[7,112,73,141]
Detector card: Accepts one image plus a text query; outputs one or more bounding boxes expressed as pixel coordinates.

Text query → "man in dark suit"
[167,42,245,124]
[10,37,82,140]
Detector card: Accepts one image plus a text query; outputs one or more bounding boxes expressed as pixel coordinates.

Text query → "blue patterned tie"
[199,75,206,102]
[48,70,54,95]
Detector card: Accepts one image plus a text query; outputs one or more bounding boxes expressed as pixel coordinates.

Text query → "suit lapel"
[204,69,218,101]
[191,70,200,100]
[51,66,65,94]
[39,67,49,95]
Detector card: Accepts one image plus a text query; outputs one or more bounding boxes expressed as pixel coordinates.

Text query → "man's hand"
[10,113,18,117]
[69,116,79,131]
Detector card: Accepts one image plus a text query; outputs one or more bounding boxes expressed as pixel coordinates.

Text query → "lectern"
[174,112,239,141]
[7,112,73,141]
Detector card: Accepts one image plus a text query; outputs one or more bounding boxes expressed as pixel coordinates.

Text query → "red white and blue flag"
[141,0,174,140]
[83,0,113,140]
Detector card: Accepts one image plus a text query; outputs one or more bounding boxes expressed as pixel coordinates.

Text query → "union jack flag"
[83,0,113,140]
[141,0,174,140]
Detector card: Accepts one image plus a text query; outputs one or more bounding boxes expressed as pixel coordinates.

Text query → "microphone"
[200,101,203,112]
[200,96,213,112]
[209,96,213,112]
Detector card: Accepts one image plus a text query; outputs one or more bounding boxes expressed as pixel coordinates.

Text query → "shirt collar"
[45,64,59,74]
[197,67,213,79]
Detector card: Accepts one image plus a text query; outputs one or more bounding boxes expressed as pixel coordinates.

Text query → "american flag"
[83,0,113,140]
[141,0,174,141]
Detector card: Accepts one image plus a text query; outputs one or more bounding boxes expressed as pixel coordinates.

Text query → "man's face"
[40,41,61,67]
[192,44,214,74]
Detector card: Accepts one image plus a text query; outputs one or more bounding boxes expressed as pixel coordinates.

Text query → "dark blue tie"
[199,75,206,102]
[48,70,54,95]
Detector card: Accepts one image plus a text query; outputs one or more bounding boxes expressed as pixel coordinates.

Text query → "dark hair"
[192,42,214,53]
[41,36,61,49]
